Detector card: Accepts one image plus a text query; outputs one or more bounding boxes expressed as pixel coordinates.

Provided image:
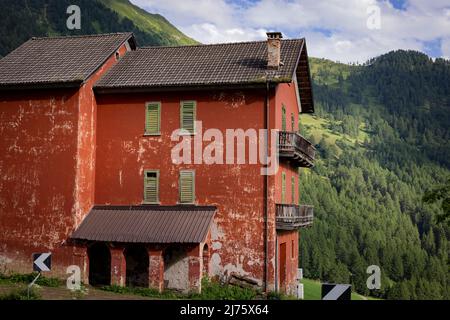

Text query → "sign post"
[28,253,52,299]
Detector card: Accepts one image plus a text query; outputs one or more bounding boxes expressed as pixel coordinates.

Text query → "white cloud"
[130,0,450,63]
[182,24,268,44]
[442,38,450,59]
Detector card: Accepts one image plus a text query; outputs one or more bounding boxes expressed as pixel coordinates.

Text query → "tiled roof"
[0,33,134,89]
[94,39,305,90]
[71,205,216,244]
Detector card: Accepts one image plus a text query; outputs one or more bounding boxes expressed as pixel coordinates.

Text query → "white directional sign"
[321,284,352,300]
[33,253,51,272]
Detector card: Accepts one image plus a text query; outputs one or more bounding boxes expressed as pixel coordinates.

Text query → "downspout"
[264,80,270,293]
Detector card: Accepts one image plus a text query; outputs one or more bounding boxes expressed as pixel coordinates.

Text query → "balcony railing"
[276,204,314,230]
[278,131,315,168]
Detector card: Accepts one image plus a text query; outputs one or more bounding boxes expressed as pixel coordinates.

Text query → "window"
[298,115,301,133]
[180,101,196,134]
[291,240,295,258]
[144,170,159,203]
[145,102,161,135]
[179,170,195,204]
[291,176,295,204]
[282,105,286,131]
[291,113,295,132]
[281,172,286,204]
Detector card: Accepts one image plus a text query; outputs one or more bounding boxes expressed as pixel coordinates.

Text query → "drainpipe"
[263,80,270,293]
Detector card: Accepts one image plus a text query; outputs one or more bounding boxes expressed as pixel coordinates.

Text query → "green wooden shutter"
[180,170,195,204]
[298,114,301,133]
[181,101,196,134]
[144,171,159,203]
[291,113,295,132]
[281,172,286,204]
[146,102,160,134]
[282,105,286,131]
[291,176,295,204]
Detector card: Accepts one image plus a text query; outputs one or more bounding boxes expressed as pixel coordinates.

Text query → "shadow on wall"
[125,245,149,287]
[164,246,189,292]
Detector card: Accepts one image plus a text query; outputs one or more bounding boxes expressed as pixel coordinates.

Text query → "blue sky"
[130,0,450,63]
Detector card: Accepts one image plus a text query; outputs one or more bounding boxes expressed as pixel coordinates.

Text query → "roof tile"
[71,205,216,244]
[95,39,305,90]
[0,33,133,89]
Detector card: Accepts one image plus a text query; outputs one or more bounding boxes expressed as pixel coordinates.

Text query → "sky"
[129,0,450,63]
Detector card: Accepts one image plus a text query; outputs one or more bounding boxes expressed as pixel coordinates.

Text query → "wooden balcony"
[278,131,315,168]
[276,204,314,230]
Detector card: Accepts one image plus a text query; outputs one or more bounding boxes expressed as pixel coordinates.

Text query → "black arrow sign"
[32,253,51,272]
[321,283,352,300]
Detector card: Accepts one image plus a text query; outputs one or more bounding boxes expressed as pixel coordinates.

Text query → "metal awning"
[71,205,216,244]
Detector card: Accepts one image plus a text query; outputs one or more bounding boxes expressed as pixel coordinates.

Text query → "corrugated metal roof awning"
[71,205,216,244]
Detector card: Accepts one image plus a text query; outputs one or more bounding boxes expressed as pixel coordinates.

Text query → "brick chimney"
[267,32,283,69]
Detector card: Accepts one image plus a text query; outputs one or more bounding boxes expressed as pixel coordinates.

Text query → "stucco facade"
[0,33,315,295]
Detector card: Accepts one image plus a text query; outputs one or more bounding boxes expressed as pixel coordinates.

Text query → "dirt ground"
[0,283,153,300]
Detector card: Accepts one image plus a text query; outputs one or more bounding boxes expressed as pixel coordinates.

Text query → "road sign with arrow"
[32,253,51,272]
[321,283,352,300]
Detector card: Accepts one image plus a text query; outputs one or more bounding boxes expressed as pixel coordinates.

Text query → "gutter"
[264,80,270,293]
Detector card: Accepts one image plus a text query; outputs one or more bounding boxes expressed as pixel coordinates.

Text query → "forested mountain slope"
[300,52,450,299]
[0,0,196,57]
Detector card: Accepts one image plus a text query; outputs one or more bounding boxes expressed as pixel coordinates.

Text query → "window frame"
[291,113,295,132]
[145,102,161,136]
[281,172,286,204]
[143,169,160,204]
[180,100,197,135]
[291,175,296,204]
[179,170,196,204]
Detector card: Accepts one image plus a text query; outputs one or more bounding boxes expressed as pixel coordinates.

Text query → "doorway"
[279,242,287,292]
[88,242,111,286]
[125,245,149,287]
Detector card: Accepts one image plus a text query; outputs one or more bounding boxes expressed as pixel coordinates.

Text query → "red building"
[0,32,315,295]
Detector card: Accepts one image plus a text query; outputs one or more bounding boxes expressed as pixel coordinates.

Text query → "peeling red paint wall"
[277,231,299,293]
[95,89,271,286]
[272,82,302,293]
[0,42,130,277]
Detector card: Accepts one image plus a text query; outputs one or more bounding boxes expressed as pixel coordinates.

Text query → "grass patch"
[102,278,261,300]
[301,114,369,153]
[0,286,40,300]
[302,279,376,300]
[0,273,62,287]
[101,285,182,299]
[190,278,259,300]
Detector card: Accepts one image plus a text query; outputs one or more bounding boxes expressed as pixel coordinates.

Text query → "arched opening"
[202,244,210,278]
[88,242,111,286]
[125,245,149,287]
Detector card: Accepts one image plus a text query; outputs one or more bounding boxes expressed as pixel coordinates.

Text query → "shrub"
[101,285,182,299]
[0,273,61,287]
[189,278,259,300]
[0,287,40,300]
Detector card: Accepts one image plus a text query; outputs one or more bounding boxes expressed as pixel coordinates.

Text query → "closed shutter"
[291,176,295,204]
[181,101,196,134]
[281,172,286,204]
[180,170,195,204]
[144,171,159,203]
[291,113,295,132]
[146,102,160,134]
[282,105,286,131]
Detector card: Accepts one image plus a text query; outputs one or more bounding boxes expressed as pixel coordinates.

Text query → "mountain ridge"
[300,50,449,300]
[0,0,197,57]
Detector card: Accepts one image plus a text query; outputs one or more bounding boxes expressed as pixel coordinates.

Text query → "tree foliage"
[301,51,450,300]
[0,0,195,57]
